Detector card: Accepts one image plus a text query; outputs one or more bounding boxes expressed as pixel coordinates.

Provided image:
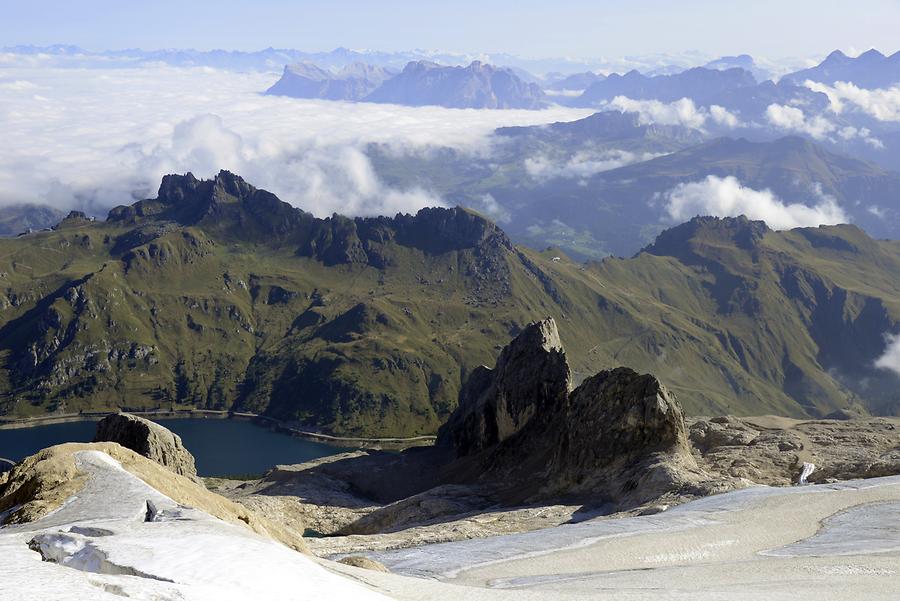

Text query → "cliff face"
[437,318,570,454]
[439,318,700,505]
[365,60,548,109]
[264,62,393,101]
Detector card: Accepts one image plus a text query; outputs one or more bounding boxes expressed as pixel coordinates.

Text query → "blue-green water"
[0,418,348,477]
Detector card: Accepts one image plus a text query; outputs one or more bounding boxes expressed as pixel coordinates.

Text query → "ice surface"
[362,475,900,580]
[763,501,900,557]
[0,450,392,601]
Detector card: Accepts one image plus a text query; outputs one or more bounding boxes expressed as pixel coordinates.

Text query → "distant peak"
[641,215,771,259]
[824,49,848,61]
[858,48,885,59]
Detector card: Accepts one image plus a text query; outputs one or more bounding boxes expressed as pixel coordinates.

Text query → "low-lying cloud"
[875,333,900,377]
[606,96,740,130]
[806,80,900,122]
[765,103,836,139]
[662,175,848,230]
[525,149,667,182]
[0,60,592,217]
[764,103,881,147]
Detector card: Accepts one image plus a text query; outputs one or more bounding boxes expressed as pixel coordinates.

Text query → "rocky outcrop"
[0,442,309,553]
[439,318,702,505]
[689,415,900,486]
[94,413,197,479]
[337,556,390,572]
[437,318,570,455]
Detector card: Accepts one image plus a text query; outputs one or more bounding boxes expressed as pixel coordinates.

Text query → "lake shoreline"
[0,410,436,450]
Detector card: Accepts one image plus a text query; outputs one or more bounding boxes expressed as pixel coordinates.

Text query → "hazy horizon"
[4,0,900,61]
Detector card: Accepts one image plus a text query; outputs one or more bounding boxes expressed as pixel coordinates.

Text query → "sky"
[3,0,900,59]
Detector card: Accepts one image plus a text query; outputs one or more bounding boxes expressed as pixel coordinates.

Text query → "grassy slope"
[1,192,898,435]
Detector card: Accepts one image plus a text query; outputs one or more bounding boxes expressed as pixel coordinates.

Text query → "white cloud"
[806,80,900,122]
[709,104,740,128]
[0,60,592,216]
[606,97,740,130]
[662,175,848,230]
[469,194,511,223]
[765,104,836,139]
[0,78,38,91]
[875,333,900,377]
[765,102,883,147]
[608,97,707,129]
[524,149,666,181]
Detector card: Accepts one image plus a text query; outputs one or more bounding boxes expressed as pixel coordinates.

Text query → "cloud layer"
[663,175,848,230]
[607,96,740,130]
[525,149,667,182]
[0,60,592,217]
[806,80,900,122]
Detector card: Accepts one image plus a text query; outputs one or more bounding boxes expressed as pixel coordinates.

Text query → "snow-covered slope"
[0,450,391,601]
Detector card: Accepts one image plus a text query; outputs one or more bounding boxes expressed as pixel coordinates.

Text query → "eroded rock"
[94,413,197,479]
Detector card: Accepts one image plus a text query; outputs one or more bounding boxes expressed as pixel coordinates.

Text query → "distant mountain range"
[365,61,547,109]
[265,62,395,101]
[0,204,64,237]
[1,171,898,434]
[1,44,806,79]
[370,112,900,259]
[570,66,831,121]
[266,60,548,109]
[781,49,900,88]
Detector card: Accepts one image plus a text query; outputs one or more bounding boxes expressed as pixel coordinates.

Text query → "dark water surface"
[0,418,347,477]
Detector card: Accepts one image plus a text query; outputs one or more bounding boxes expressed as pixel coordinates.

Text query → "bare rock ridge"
[94,413,198,479]
[437,317,571,455]
[438,318,700,505]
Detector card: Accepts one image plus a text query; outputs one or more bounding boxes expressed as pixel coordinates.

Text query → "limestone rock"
[437,317,571,456]
[94,413,197,479]
[438,318,701,506]
[689,417,760,451]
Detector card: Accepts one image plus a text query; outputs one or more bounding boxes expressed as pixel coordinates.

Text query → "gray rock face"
[437,318,571,455]
[93,413,197,479]
[439,318,699,505]
[364,60,548,109]
[265,61,393,101]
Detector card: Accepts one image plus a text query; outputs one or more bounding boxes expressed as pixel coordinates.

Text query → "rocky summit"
[437,318,571,455]
[438,318,700,504]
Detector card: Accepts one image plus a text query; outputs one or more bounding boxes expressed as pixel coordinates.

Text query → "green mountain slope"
[1,172,898,435]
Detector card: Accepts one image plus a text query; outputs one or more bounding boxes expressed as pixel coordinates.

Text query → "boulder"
[338,556,390,572]
[94,413,197,479]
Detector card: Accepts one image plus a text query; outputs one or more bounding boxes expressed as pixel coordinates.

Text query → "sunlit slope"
[1,173,898,435]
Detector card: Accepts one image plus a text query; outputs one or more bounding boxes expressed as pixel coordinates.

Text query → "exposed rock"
[337,484,495,535]
[689,416,900,486]
[689,417,760,451]
[94,413,197,479]
[0,442,308,552]
[365,60,548,109]
[265,61,394,101]
[437,317,570,456]
[337,556,390,572]
[0,445,87,524]
[439,317,703,506]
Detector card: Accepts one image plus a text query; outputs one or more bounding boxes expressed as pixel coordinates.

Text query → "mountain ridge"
[1,173,898,435]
